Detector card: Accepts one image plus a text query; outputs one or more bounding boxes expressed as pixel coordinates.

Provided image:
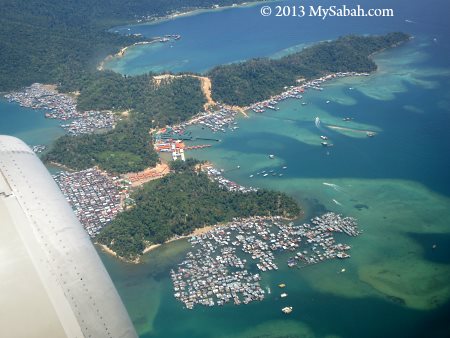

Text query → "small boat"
[366,132,376,137]
[320,135,328,140]
[263,173,268,177]
[249,175,254,178]
[280,293,288,298]
[326,100,330,104]
[269,154,275,159]
[282,306,293,314]
[278,283,286,288]
[321,142,328,147]
[282,166,287,169]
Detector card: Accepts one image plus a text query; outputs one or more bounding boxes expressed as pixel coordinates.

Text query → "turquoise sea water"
[0,99,64,145]
[100,1,450,337]
[105,0,449,75]
[2,0,450,337]
[100,36,450,337]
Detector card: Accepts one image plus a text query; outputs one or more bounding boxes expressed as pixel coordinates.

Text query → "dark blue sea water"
[106,0,450,75]
[98,1,450,338]
[2,0,450,337]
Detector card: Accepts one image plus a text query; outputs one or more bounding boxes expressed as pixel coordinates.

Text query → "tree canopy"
[208,32,410,106]
[97,162,301,260]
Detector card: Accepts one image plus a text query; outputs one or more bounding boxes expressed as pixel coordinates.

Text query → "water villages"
[172,213,360,310]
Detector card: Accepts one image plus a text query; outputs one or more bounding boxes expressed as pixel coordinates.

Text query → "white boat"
[282,306,293,314]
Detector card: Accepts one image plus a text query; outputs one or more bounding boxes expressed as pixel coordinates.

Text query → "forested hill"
[43,76,206,174]
[208,32,410,107]
[97,161,301,260]
[0,0,260,91]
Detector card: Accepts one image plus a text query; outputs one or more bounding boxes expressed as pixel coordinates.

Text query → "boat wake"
[315,117,321,128]
[332,199,342,206]
[323,182,344,192]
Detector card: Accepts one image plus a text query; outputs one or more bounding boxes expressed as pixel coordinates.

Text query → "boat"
[249,174,254,178]
[321,142,328,147]
[269,154,275,159]
[282,166,287,169]
[320,135,328,140]
[282,306,293,314]
[278,283,286,288]
[366,132,376,137]
[342,117,352,121]
[336,252,351,259]
[263,173,268,177]
[326,100,330,104]
[280,293,287,298]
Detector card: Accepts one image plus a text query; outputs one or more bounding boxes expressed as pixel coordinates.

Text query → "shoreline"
[98,0,279,71]
[98,215,298,264]
[136,1,278,27]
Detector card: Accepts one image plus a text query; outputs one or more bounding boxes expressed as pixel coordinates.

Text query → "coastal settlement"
[3,69,368,311]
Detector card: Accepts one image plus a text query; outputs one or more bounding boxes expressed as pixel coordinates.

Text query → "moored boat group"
[171,213,361,309]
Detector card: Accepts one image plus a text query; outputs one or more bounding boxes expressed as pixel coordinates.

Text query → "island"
[96,159,301,261]
[5,31,410,263]
[1,0,410,267]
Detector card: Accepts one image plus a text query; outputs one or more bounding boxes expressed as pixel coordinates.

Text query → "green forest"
[44,76,205,173]
[0,0,258,92]
[208,32,410,106]
[96,161,301,260]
